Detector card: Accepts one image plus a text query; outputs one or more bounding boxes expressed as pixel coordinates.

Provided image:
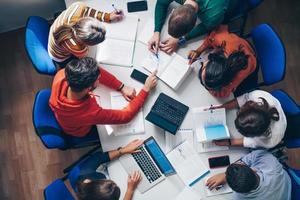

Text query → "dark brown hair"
[235,97,279,137]
[76,179,120,200]
[168,4,197,38]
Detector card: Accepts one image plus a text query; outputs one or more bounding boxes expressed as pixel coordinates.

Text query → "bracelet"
[117,83,125,91]
[117,147,123,156]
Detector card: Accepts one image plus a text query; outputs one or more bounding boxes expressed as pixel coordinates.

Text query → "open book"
[141,50,192,90]
[105,91,145,136]
[167,141,210,187]
[96,16,139,67]
[192,107,230,143]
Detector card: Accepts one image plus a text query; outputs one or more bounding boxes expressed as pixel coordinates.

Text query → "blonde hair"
[53,17,106,46]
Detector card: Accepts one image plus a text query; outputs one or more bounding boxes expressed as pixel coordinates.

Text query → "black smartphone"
[127,1,148,13]
[130,69,148,84]
[208,155,230,169]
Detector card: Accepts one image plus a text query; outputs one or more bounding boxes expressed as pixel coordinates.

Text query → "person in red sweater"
[49,57,157,137]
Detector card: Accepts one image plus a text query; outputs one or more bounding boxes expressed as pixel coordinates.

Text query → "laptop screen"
[144,137,176,176]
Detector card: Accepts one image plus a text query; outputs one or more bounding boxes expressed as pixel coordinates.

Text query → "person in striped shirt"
[48,2,123,67]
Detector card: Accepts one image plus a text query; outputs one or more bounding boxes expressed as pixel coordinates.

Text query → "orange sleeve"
[61,40,88,58]
[98,68,123,90]
[89,90,148,124]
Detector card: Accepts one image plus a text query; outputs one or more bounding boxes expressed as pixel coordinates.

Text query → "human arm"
[124,171,142,200]
[81,4,122,22]
[206,173,226,190]
[213,138,244,147]
[154,0,173,33]
[187,37,212,64]
[208,98,239,111]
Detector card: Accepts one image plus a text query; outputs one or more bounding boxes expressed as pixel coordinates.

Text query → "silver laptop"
[119,137,176,193]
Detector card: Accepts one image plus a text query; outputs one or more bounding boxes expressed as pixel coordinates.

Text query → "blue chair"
[228,0,264,36]
[271,89,300,148]
[247,24,286,88]
[25,16,57,75]
[32,89,100,150]
[44,178,75,200]
[286,167,300,200]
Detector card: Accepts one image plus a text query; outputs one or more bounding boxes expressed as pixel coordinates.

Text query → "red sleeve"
[90,90,148,124]
[98,68,123,90]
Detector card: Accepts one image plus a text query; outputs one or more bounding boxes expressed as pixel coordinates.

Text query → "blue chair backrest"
[287,168,300,200]
[32,89,66,149]
[271,90,300,115]
[251,24,286,86]
[25,16,57,75]
[44,179,75,200]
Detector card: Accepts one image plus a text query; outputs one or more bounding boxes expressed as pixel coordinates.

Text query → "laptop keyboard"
[132,147,162,183]
[151,98,185,126]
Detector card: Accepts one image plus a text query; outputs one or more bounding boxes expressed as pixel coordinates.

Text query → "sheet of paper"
[96,39,134,67]
[167,141,210,186]
[159,53,190,90]
[175,187,201,200]
[196,141,229,153]
[105,15,139,41]
[141,50,172,76]
[138,19,154,44]
[165,129,194,153]
[109,91,145,136]
[204,177,232,197]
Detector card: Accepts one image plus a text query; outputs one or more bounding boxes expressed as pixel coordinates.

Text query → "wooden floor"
[0,0,300,199]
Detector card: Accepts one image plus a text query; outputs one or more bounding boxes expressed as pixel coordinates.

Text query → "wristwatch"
[178,36,186,46]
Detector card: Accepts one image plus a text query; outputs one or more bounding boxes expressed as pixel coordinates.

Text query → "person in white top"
[212,90,287,149]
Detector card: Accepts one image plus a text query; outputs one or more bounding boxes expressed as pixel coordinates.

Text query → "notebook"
[204,177,232,197]
[192,107,230,143]
[105,91,145,136]
[195,141,229,153]
[141,50,192,90]
[165,129,194,153]
[175,187,201,200]
[167,141,210,187]
[96,16,139,67]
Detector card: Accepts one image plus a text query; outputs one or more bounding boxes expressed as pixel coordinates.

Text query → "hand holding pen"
[110,4,123,22]
[187,50,201,65]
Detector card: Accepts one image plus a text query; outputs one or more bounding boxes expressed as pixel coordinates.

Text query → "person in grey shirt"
[206,150,291,200]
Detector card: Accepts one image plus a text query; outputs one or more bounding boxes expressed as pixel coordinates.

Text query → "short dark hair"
[235,98,280,137]
[65,57,100,92]
[168,4,197,38]
[76,179,121,200]
[203,51,248,91]
[226,163,258,193]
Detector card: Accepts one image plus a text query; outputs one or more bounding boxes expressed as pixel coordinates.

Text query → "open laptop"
[146,93,189,134]
[119,137,176,193]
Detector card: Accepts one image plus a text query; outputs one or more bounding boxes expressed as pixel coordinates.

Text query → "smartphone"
[127,1,148,13]
[208,155,230,169]
[130,69,148,84]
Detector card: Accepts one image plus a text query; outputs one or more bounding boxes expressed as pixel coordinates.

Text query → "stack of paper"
[196,141,229,153]
[141,49,192,90]
[167,141,210,187]
[204,177,232,197]
[165,129,194,153]
[106,91,145,136]
[96,15,139,67]
[192,107,230,143]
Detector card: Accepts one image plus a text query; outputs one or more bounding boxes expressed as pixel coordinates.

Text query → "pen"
[112,4,121,14]
[215,185,224,190]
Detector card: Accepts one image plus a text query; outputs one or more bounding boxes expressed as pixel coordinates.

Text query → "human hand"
[206,173,226,190]
[127,171,142,191]
[121,86,136,101]
[122,139,144,154]
[160,37,179,54]
[110,10,123,22]
[148,32,160,54]
[213,139,231,146]
[203,104,223,111]
[143,70,157,92]
[188,50,200,65]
